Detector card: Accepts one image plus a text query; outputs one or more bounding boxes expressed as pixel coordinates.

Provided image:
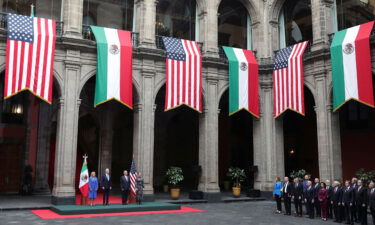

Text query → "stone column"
[133,67,156,200]
[253,76,285,191]
[314,73,342,182]
[34,103,53,194]
[310,0,335,51]
[198,79,220,201]
[134,0,157,48]
[52,59,81,205]
[62,0,84,38]
[99,109,113,175]
[198,0,220,57]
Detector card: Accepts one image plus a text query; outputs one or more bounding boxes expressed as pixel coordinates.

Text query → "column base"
[204,192,222,203]
[51,196,76,205]
[142,194,155,202]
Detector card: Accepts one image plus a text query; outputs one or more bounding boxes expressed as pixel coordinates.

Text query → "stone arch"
[216,0,259,28]
[78,69,142,105]
[218,82,229,109]
[269,0,287,23]
[304,80,317,106]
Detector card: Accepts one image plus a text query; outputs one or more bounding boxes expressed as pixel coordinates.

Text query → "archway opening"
[218,89,254,191]
[283,87,318,178]
[153,84,199,192]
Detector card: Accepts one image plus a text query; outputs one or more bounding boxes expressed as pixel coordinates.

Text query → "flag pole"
[30,4,35,17]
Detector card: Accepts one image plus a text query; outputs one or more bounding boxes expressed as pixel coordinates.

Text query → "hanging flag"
[162,37,202,112]
[273,41,309,118]
[79,155,89,198]
[129,159,137,203]
[4,13,56,103]
[222,47,259,117]
[90,26,133,108]
[330,21,374,111]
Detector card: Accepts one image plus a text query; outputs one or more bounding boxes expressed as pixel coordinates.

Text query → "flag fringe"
[274,107,305,119]
[4,88,52,104]
[164,102,202,113]
[229,107,260,118]
[333,97,375,112]
[94,97,133,110]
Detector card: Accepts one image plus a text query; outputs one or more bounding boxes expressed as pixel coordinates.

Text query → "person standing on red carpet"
[88,171,98,206]
[101,168,112,205]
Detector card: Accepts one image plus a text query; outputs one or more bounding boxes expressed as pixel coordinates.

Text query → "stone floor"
[1,201,374,225]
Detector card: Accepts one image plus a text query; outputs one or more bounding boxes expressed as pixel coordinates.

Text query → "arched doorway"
[76,76,136,190]
[218,89,254,190]
[153,84,199,192]
[283,87,319,178]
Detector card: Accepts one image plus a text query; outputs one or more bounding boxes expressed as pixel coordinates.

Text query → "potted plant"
[355,168,375,185]
[166,167,184,199]
[290,169,308,180]
[227,167,246,197]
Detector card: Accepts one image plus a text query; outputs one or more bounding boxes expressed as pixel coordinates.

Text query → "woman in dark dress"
[318,182,329,221]
[135,172,144,205]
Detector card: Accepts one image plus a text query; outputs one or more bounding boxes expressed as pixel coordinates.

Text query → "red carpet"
[31,206,205,220]
[75,193,122,205]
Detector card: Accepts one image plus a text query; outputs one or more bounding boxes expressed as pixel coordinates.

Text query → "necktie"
[371,188,374,194]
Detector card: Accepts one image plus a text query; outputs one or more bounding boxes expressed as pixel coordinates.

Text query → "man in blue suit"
[120,170,131,205]
[101,168,112,205]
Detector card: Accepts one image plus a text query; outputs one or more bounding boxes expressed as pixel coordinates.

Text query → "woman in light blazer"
[273,176,283,214]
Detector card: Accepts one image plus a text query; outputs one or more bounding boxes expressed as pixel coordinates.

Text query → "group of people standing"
[273,175,375,225]
[87,168,144,206]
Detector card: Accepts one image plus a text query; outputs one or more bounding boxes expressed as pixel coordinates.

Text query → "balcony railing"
[155,35,203,52]
[0,12,64,36]
[82,24,139,47]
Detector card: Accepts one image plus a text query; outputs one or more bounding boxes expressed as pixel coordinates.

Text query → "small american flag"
[162,37,202,112]
[5,13,56,103]
[273,41,308,118]
[129,159,137,198]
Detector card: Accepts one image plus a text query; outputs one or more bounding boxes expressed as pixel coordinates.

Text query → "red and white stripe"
[5,17,56,103]
[130,173,136,196]
[273,41,308,118]
[165,40,202,112]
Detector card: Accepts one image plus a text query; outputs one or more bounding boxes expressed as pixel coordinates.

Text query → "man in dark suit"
[292,177,303,217]
[351,177,359,222]
[282,176,293,215]
[355,180,368,225]
[302,174,311,215]
[304,180,315,219]
[101,168,112,205]
[313,178,321,217]
[326,179,334,219]
[332,181,343,223]
[342,180,354,225]
[120,170,131,205]
[368,182,375,225]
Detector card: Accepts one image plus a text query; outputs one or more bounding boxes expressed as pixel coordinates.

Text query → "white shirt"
[106,174,109,180]
[284,182,289,193]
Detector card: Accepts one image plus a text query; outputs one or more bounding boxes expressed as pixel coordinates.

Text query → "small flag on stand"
[129,159,138,203]
[79,155,89,199]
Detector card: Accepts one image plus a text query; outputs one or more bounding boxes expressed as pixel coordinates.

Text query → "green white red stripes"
[330,21,374,111]
[90,26,133,108]
[79,157,89,198]
[223,46,259,117]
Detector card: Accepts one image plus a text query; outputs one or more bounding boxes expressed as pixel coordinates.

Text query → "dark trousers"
[121,189,129,204]
[334,203,342,222]
[358,205,368,225]
[340,205,346,222]
[284,196,291,215]
[294,198,303,215]
[102,188,110,205]
[307,200,315,219]
[353,204,358,222]
[328,202,333,219]
[370,206,375,225]
[314,198,321,217]
[344,204,353,224]
[275,194,282,212]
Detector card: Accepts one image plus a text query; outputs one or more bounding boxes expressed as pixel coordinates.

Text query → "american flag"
[129,159,137,197]
[5,13,56,103]
[273,41,308,118]
[162,37,202,112]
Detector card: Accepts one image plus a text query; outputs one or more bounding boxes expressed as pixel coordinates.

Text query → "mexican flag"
[90,26,133,108]
[330,21,374,111]
[79,157,89,198]
[222,46,259,117]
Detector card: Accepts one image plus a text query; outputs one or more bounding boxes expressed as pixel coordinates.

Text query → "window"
[336,0,375,30]
[83,0,134,31]
[156,0,196,40]
[218,0,250,49]
[1,0,62,21]
[279,0,312,47]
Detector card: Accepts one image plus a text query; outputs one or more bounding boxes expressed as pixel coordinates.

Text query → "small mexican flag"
[330,21,374,111]
[79,156,89,198]
[222,46,259,117]
[90,26,133,108]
